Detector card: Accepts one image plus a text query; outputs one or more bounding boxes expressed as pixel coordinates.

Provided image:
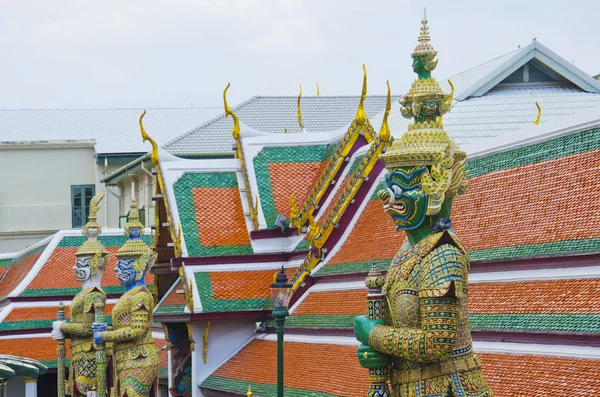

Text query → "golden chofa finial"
[298,84,305,131]
[533,101,542,126]
[379,81,392,142]
[316,81,320,96]
[355,64,367,126]
[223,83,240,140]
[139,110,159,166]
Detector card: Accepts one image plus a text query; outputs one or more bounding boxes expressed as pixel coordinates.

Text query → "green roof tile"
[202,376,340,397]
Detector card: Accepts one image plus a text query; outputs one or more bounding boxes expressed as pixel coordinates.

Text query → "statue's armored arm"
[100,292,153,343]
[60,289,105,337]
[369,296,459,362]
[370,243,467,363]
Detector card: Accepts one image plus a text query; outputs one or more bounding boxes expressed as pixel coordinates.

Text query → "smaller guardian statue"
[92,197,159,397]
[52,191,110,396]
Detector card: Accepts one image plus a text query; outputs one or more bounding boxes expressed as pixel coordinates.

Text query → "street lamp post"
[270,266,293,397]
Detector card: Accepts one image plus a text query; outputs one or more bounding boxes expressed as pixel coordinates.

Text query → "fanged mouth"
[383,202,406,214]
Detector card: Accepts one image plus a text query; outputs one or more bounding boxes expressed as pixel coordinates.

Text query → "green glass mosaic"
[280,313,600,334]
[348,154,366,175]
[294,238,311,252]
[370,182,386,201]
[173,172,253,257]
[315,238,600,276]
[469,313,600,333]
[253,145,330,226]
[19,285,153,297]
[154,303,187,315]
[58,235,151,248]
[468,238,600,262]
[468,127,600,178]
[0,259,12,267]
[202,376,340,397]
[0,317,113,332]
[195,272,271,312]
[315,258,391,276]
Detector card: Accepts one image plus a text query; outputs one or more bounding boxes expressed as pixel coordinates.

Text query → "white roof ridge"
[456,40,600,101]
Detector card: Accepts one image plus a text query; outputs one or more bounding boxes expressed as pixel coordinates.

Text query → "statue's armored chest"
[384,255,421,329]
[111,292,133,327]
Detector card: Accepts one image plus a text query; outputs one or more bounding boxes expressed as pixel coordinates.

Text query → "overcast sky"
[2,0,599,109]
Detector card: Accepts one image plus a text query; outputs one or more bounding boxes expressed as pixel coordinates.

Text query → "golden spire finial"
[140,110,159,165]
[247,386,253,397]
[379,81,392,142]
[533,101,542,125]
[355,64,367,126]
[316,81,320,96]
[298,84,304,131]
[419,8,430,43]
[224,83,240,140]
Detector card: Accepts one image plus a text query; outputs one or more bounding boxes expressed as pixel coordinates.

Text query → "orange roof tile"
[212,339,369,396]
[293,290,364,316]
[269,162,323,219]
[4,304,116,323]
[470,279,600,314]
[453,149,600,251]
[207,339,600,396]
[0,250,44,297]
[192,187,250,247]
[478,353,600,396]
[326,199,403,266]
[208,268,296,301]
[0,336,71,362]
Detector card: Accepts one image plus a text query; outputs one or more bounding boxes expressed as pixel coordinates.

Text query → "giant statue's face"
[421,98,440,117]
[73,256,91,282]
[115,258,137,286]
[412,56,425,75]
[378,167,428,230]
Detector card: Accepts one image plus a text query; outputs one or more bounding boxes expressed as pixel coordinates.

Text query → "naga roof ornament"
[379,8,467,215]
[76,190,109,274]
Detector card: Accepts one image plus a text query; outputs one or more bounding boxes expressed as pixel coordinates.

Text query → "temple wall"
[0,145,96,253]
[192,320,256,397]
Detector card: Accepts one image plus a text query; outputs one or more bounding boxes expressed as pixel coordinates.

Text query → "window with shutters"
[71,185,96,228]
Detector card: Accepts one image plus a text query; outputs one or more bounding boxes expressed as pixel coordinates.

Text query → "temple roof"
[0,230,153,300]
[201,335,600,396]
[0,107,221,155]
[164,95,399,155]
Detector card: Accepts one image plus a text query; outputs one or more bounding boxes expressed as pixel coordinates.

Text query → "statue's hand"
[354,316,384,345]
[357,344,392,368]
[91,322,107,344]
[51,320,65,340]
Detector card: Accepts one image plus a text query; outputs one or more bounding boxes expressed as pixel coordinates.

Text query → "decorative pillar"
[24,376,37,397]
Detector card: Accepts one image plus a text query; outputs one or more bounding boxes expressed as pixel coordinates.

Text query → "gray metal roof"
[0,108,222,154]
[164,95,401,155]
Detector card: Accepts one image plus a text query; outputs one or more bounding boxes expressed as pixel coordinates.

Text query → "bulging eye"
[392,185,403,196]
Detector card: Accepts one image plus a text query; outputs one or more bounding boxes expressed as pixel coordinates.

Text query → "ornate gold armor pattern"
[100,285,159,397]
[60,287,105,395]
[369,232,490,396]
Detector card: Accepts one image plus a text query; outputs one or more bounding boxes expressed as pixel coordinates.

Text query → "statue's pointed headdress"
[76,190,110,275]
[379,10,466,215]
[116,196,156,281]
[411,9,438,72]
